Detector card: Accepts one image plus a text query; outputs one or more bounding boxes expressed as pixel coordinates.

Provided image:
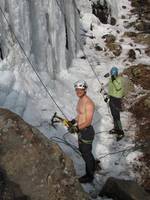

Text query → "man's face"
[75,88,86,98]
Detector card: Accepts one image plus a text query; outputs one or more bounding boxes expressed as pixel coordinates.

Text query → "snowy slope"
[0,0,149,199]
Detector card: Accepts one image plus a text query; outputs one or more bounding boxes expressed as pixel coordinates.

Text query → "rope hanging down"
[54,0,104,89]
[0,6,68,119]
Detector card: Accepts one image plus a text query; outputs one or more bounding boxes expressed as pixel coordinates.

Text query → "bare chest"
[76,100,86,115]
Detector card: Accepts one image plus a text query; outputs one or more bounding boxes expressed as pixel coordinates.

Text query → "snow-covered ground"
[0,0,149,199]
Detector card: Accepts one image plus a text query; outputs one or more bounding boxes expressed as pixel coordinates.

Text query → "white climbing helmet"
[74,80,88,90]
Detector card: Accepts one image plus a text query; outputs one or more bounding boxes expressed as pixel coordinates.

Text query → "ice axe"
[50,112,72,129]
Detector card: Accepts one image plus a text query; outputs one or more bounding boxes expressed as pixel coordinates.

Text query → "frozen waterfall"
[0,0,80,79]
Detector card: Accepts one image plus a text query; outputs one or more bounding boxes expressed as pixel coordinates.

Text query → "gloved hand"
[69,119,76,125]
[111,75,116,82]
[68,125,79,134]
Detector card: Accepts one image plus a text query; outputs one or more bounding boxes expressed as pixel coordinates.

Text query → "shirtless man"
[69,80,95,183]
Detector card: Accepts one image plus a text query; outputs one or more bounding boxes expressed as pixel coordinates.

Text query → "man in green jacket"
[106,67,124,141]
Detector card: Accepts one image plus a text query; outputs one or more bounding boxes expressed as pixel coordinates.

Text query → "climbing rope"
[50,132,81,156]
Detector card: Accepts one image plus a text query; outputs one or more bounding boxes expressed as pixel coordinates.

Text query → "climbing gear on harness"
[110,67,118,76]
[68,125,79,133]
[79,138,93,144]
[104,96,109,103]
[78,132,93,144]
[74,80,88,90]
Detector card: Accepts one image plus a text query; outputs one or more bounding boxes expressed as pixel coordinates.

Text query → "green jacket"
[108,76,124,98]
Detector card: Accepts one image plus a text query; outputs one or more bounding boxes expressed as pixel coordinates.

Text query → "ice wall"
[0,0,79,79]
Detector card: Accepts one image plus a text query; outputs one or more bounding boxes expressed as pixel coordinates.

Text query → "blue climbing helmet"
[110,67,118,76]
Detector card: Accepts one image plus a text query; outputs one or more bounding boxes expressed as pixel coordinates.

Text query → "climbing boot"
[116,130,124,141]
[109,128,118,134]
[78,175,93,183]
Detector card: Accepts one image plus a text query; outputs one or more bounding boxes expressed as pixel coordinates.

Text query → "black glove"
[68,125,79,134]
[111,75,116,82]
[69,119,76,125]
[104,97,109,103]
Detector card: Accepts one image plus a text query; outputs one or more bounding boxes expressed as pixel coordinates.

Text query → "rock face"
[102,34,122,56]
[99,177,150,200]
[124,64,150,90]
[0,167,29,200]
[0,108,88,200]
[123,64,150,192]
[128,49,136,61]
[106,42,122,57]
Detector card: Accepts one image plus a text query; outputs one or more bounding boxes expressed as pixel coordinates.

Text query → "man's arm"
[78,102,94,130]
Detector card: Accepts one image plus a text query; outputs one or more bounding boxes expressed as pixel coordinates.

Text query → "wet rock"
[91,0,109,24]
[0,167,29,200]
[129,93,150,192]
[110,17,116,26]
[99,177,150,200]
[145,47,150,56]
[135,21,150,31]
[124,31,137,37]
[119,39,124,42]
[130,0,150,26]
[106,43,122,56]
[102,34,116,43]
[102,34,122,56]
[134,33,150,45]
[80,55,86,59]
[144,96,150,109]
[121,15,126,19]
[123,64,150,90]
[128,49,136,60]
[0,108,88,200]
[94,44,103,51]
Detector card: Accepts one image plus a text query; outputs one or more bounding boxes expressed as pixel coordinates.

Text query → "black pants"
[109,96,122,131]
[78,126,95,178]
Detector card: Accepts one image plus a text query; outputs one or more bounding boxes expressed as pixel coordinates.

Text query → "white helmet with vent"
[74,80,88,90]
